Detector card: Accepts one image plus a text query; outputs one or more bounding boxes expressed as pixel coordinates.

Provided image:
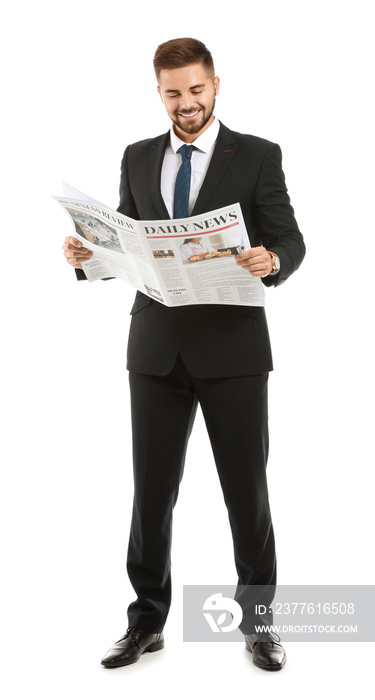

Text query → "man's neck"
[173,115,216,143]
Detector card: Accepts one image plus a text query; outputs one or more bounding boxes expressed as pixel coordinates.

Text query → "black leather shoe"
[245,632,286,671]
[101,626,164,668]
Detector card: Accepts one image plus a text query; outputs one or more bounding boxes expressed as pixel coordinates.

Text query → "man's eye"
[191,91,202,95]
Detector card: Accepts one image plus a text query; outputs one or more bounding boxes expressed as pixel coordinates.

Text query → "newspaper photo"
[55,184,265,307]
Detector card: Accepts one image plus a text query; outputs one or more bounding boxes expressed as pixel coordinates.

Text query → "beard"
[172,97,216,135]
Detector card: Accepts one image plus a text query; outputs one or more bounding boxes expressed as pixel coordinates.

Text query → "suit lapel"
[191,122,238,216]
[148,122,238,220]
[149,131,171,219]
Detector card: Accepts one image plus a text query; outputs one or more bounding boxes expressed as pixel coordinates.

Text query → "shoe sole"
[101,639,165,668]
[245,641,286,671]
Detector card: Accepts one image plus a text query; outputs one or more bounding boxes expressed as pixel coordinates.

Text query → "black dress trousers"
[126,353,276,633]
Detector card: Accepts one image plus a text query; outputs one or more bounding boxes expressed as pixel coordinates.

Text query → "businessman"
[63,38,305,671]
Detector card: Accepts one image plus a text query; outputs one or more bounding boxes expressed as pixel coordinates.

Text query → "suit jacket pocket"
[130,291,152,315]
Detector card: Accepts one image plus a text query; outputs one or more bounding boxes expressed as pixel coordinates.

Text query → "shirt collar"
[169,117,220,154]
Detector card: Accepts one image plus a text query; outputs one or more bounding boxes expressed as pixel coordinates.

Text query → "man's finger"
[236,256,265,267]
[63,241,92,254]
[235,246,266,260]
[65,251,93,261]
[64,235,83,247]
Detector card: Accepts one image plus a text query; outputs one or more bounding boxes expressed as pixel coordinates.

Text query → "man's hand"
[235,246,273,277]
[62,236,93,268]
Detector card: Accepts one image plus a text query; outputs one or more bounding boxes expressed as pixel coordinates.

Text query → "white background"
[1,0,374,697]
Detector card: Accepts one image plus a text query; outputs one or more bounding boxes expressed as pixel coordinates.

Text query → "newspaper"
[55,184,265,307]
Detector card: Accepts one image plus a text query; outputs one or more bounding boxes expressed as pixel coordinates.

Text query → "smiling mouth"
[178,110,201,119]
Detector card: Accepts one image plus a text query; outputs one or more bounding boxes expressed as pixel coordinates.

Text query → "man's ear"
[214,76,220,97]
[157,85,164,104]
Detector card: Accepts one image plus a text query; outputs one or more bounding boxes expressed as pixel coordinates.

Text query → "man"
[63,38,305,671]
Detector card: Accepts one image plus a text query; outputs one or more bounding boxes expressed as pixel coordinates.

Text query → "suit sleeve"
[253,143,305,287]
[117,145,140,219]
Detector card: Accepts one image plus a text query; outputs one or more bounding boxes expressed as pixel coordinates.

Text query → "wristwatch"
[268,251,280,274]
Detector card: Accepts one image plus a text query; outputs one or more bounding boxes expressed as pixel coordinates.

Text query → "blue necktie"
[173,144,194,219]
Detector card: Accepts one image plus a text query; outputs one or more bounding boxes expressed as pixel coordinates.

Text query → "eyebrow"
[164,83,206,93]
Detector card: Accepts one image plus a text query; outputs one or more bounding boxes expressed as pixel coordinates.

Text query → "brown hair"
[153,38,215,80]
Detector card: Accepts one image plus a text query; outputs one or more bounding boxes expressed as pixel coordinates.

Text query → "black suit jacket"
[78,122,305,377]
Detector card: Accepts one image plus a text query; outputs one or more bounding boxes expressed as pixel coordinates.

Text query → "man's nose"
[179,95,195,112]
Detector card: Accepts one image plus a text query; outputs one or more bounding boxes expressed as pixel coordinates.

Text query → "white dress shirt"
[160,117,220,218]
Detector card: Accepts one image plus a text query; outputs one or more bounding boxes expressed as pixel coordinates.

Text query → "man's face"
[157,63,220,142]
